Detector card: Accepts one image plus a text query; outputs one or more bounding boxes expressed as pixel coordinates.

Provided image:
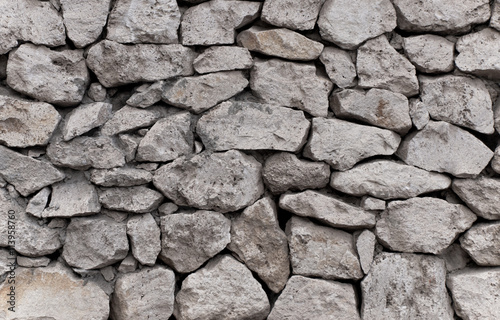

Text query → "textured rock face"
[99,186,164,213]
[452,177,500,220]
[403,35,455,73]
[193,46,253,74]
[261,0,325,30]
[319,47,357,88]
[26,187,51,217]
[460,222,500,266]
[62,102,112,141]
[126,82,164,108]
[127,213,161,266]
[492,1,500,31]
[456,28,500,80]
[89,167,152,187]
[356,230,376,274]
[101,105,167,136]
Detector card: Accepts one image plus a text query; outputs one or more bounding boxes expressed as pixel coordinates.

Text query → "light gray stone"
[26,187,51,218]
[158,202,178,215]
[0,249,11,276]
[319,47,356,88]
[62,102,113,141]
[456,28,500,80]
[356,230,376,274]
[261,0,325,30]
[492,0,500,31]
[16,255,51,268]
[460,222,500,266]
[101,105,168,136]
[403,34,454,73]
[126,81,164,108]
[89,167,152,187]
[409,98,429,129]
[88,83,107,102]
[99,186,163,213]
[360,196,386,211]
[117,133,141,162]
[304,118,401,171]
[452,177,500,220]
[193,46,253,74]
[438,244,471,272]
[100,266,116,282]
[250,58,333,117]
[127,213,161,266]
[117,254,138,273]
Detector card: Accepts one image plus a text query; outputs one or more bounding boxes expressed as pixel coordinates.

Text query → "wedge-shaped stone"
[356,230,376,274]
[362,253,454,319]
[452,177,500,220]
[126,81,164,108]
[153,150,263,213]
[330,160,452,200]
[280,190,376,229]
[456,28,500,80]
[409,98,430,130]
[403,34,454,73]
[99,186,163,213]
[197,101,310,152]
[26,187,51,218]
[397,121,493,177]
[62,102,112,141]
[261,0,325,31]
[89,167,153,187]
[87,40,196,87]
[319,47,356,88]
[438,244,471,273]
[193,46,253,74]
[127,213,161,266]
[377,197,477,254]
[304,118,401,171]
[460,222,500,266]
[101,105,168,136]
[250,58,333,117]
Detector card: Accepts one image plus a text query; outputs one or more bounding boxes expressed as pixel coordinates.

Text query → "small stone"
[62,102,112,141]
[250,58,333,117]
[7,44,89,106]
[403,34,454,73]
[492,0,500,31]
[99,186,163,213]
[357,35,419,97]
[135,162,158,171]
[492,146,500,174]
[158,202,178,215]
[104,209,129,223]
[360,196,386,211]
[117,254,138,273]
[193,46,253,74]
[408,98,429,129]
[16,256,51,268]
[268,276,360,320]
[127,213,161,266]
[452,177,500,220]
[126,81,164,108]
[319,47,357,88]
[86,40,196,87]
[377,197,477,254]
[460,222,500,266]
[48,218,68,229]
[330,159,452,199]
[101,105,168,136]
[101,266,116,281]
[261,0,325,31]
[438,244,471,272]
[356,230,376,274]
[318,0,396,49]
[26,187,51,218]
[89,167,153,187]
[304,118,401,171]
[88,83,107,102]
[117,134,141,162]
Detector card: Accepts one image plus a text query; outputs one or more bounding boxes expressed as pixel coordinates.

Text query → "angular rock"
[330,159,452,200]
[107,0,180,44]
[99,186,163,213]
[261,0,325,30]
[87,83,107,102]
[89,167,152,187]
[193,46,253,74]
[60,0,112,48]
[160,210,230,273]
[197,101,309,152]
[357,35,419,97]
[409,98,430,130]
[0,95,61,147]
[460,222,500,266]
[319,47,356,88]
[438,244,471,272]
[63,215,129,269]
[127,213,161,266]
[362,253,454,319]
[331,88,412,134]
[86,40,196,87]
[161,71,248,114]
[228,198,289,293]
[287,216,363,280]
[26,187,51,217]
[262,152,330,194]
[268,276,360,320]
[403,34,454,73]
[7,44,89,106]
[250,58,333,117]
[126,81,164,108]
[62,102,113,141]
[16,255,51,268]
[492,0,500,31]
[356,230,376,274]
[304,118,401,171]
[101,105,168,136]
[403,125,492,179]
[318,0,396,49]
[377,197,477,254]
[280,190,376,229]
[111,266,176,320]
[452,176,500,220]
[180,1,261,45]
[360,196,386,211]
[153,150,263,213]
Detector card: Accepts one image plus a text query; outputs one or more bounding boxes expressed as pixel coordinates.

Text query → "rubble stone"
[127,213,161,266]
[403,34,454,73]
[452,177,500,220]
[98,186,163,213]
[456,28,500,80]
[26,187,51,217]
[460,222,500,266]
[62,102,113,141]
[89,167,153,187]
[101,105,168,136]
[261,0,325,31]
[193,46,253,74]
[356,230,376,274]
[319,47,357,88]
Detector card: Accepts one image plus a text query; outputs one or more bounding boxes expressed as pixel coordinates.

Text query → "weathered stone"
[409,98,429,130]
[153,150,263,213]
[360,196,386,211]
[492,146,500,174]
[397,121,493,177]
[180,1,261,45]
[197,101,309,152]
[62,102,113,141]
[89,167,152,187]
[88,83,107,102]
[0,0,66,54]
[161,71,248,114]
[228,198,289,293]
[174,255,270,320]
[60,0,112,48]
[492,0,500,31]
[356,230,376,274]
[0,145,64,196]
[460,222,500,266]
[193,46,253,74]
[330,160,452,200]
[111,266,176,320]
[318,0,396,49]
[357,35,419,97]
[447,268,500,320]
[280,190,376,229]
[127,213,161,266]
[377,197,476,254]
[86,40,196,87]
[101,105,167,136]
[331,88,412,134]
[268,276,360,320]
[286,216,363,280]
[319,47,356,88]
[107,0,180,44]
[99,186,163,213]
[0,249,10,276]
[117,254,138,273]
[262,152,330,194]
[126,81,164,108]
[237,26,323,60]
[101,266,116,281]
[261,0,325,30]
[16,255,51,268]
[48,218,68,229]
[26,187,51,217]
[391,0,491,33]
[438,244,471,272]
[63,215,129,269]
[7,44,89,106]
[136,111,193,162]
[304,118,400,171]
[362,253,454,319]
[452,177,500,220]
[403,34,454,73]
[160,210,230,273]
[0,263,109,319]
[158,202,178,215]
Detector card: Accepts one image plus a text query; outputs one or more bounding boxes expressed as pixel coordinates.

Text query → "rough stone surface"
[492,0,500,31]
[304,118,401,171]
[126,82,164,108]
[356,230,376,274]
[127,213,161,266]
[360,196,386,211]
[117,254,138,273]
[456,28,500,80]
[261,0,325,31]
[101,105,168,136]
[193,46,253,74]
[87,83,107,102]
[452,177,500,220]
[403,34,454,73]
[460,222,500,266]
[98,186,163,213]
[319,47,357,88]
[409,98,430,130]
[438,244,471,272]
[89,167,153,187]
[16,255,51,268]
[26,187,51,217]
[62,102,113,141]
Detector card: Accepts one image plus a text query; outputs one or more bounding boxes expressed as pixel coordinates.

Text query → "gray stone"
[62,102,113,141]
[261,0,325,30]
[101,105,168,136]
[492,0,500,31]
[99,186,163,213]
[319,47,357,88]
[127,213,161,266]
[492,146,500,174]
[397,121,493,178]
[126,81,164,108]
[7,44,89,106]
[160,210,230,273]
[0,249,11,276]
[356,230,376,274]
[452,177,500,220]
[438,244,471,272]
[26,187,51,218]
[158,202,178,215]
[362,253,454,319]
[304,118,400,171]
[268,276,360,320]
[48,218,68,229]
[330,159,452,200]
[100,266,116,282]
[153,150,263,213]
[88,83,107,102]
[318,0,396,49]
[197,101,310,152]
[117,134,141,162]
[250,58,333,117]
[86,40,196,87]
[409,98,429,130]
[193,46,253,74]
[403,34,455,73]
[117,254,138,273]
[460,222,500,266]
[456,28,500,80]
[377,197,477,254]
[360,196,386,211]
[16,256,51,268]
[357,35,419,97]
[89,167,153,187]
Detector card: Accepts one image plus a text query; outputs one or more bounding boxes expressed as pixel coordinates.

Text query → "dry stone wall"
[0,0,499,319]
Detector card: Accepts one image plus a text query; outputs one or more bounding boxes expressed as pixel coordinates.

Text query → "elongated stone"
[89,167,152,187]
[193,46,253,74]
[261,0,325,31]
[126,82,164,108]
[62,102,113,141]
[101,105,168,136]
[127,213,161,266]
[452,177,500,220]
[99,186,163,213]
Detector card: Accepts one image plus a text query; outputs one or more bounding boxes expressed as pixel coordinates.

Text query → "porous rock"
[403,34,454,73]
[101,105,168,136]
[460,222,500,266]
[26,187,51,217]
[319,47,357,88]
[408,98,430,129]
[261,0,325,31]
[127,213,161,266]
[456,28,500,80]
[126,82,164,109]
[98,186,163,213]
[438,244,471,273]
[193,46,253,74]
[452,177,500,220]
[89,167,153,187]
[87,82,107,102]
[62,102,113,141]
